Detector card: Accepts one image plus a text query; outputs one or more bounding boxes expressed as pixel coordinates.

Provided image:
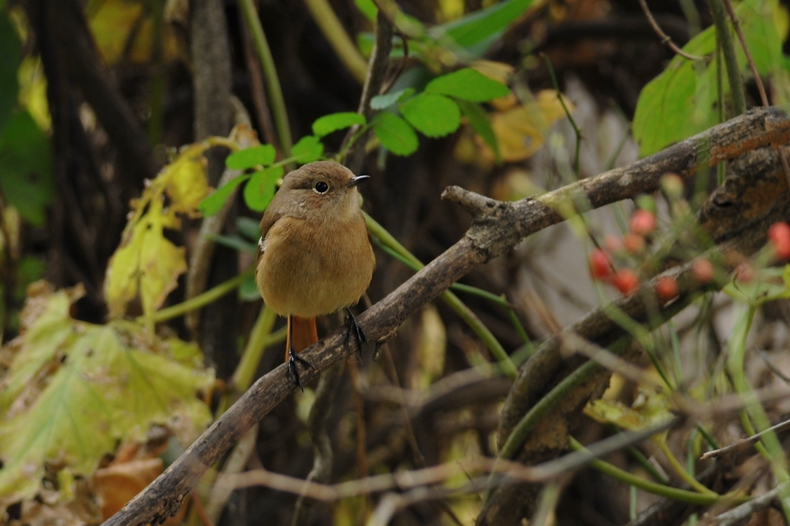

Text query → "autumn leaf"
[487,89,572,162]
[105,198,187,319]
[104,142,213,320]
[0,283,214,509]
[165,144,210,215]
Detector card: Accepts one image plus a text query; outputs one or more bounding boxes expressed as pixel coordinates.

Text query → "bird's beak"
[347,175,371,188]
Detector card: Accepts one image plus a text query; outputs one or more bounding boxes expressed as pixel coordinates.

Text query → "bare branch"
[701,418,790,460]
[638,0,705,60]
[105,107,790,525]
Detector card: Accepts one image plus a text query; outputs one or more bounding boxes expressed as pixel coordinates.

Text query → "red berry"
[589,249,613,280]
[630,210,657,236]
[612,269,640,295]
[768,222,790,259]
[691,258,714,284]
[623,233,646,254]
[734,263,753,283]
[604,234,623,253]
[655,276,678,300]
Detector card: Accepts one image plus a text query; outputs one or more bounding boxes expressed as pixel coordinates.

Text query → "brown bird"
[255,161,375,387]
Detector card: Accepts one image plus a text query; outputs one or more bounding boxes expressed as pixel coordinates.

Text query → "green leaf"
[236,216,262,241]
[633,0,781,156]
[205,233,257,253]
[0,109,53,226]
[458,100,501,163]
[244,166,284,212]
[370,88,415,110]
[239,273,261,301]
[355,0,377,22]
[372,112,419,156]
[438,0,538,51]
[312,112,366,137]
[425,68,510,102]
[0,13,21,135]
[400,93,461,138]
[198,174,249,216]
[225,144,276,170]
[291,135,325,164]
[724,267,790,305]
[0,288,213,505]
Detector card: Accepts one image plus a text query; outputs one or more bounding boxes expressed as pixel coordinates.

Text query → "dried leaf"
[0,284,213,508]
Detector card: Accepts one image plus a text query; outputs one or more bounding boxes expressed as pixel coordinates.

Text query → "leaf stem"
[541,54,581,177]
[303,0,368,84]
[232,305,279,392]
[708,0,745,115]
[144,269,253,324]
[719,0,768,106]
[569,438,745,505]
[366,213,518,379]
[237,0,293,156]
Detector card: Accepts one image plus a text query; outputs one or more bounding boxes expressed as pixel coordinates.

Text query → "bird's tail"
[286,315,319,360]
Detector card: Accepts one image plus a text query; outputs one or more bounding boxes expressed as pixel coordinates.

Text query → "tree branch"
[104,107,790,525]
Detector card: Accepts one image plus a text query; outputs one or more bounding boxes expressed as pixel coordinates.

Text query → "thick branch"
[105,107,790,525]
[52,0,159,184]
[479,145,790,524]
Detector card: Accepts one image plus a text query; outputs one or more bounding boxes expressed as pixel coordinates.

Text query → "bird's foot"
[288,347,313,391]
[345,308,367,359]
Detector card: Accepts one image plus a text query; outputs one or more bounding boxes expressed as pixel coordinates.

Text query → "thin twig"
[719,0,767,106]
[560,332,662,389]
[708,0,746,115]
[540,54,582,177]
[638,0,705,60]
[718,0,790,189]
[220,418,680,501]
[237,0,292,156]
[104,108,790,526]
[303,0,368,83]
[701,418,790,460]
[711,481,788,526]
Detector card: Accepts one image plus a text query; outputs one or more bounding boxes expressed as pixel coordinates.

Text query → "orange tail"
[286,315,318,360]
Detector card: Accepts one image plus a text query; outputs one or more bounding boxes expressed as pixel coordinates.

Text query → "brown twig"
[718,0,790,191]
[638,0,705,60]
[559,332,663,389]
[341,9,393,173]
[700,418,790,460]
[719,0,768,107]
[291,362,345,526]
[710,481,787,526]
[215,417,678,501]
[104,107,790,526]
[52,0,160,185]
[480,142,790,524]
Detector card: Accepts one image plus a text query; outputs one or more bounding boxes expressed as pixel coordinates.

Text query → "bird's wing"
[257,209,282,262]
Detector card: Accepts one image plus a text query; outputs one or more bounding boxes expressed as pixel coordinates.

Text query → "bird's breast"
[256,214,374,317]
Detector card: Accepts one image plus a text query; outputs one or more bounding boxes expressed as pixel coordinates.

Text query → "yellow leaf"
[584,387,674,432]
[0,284,213,508]
[104,199,186,319]
[471,60,516,110]
[411,304,446,390]
[165,145,209,215]
[487,89,573,162]
[17,57,50,131]
[89,0,184,65]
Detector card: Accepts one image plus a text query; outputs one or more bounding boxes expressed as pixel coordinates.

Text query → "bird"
[255,160,375,387]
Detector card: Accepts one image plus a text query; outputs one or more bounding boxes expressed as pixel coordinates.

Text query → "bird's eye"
[314,181,329,194]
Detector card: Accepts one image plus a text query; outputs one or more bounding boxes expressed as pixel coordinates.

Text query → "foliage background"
[2,0,790,524]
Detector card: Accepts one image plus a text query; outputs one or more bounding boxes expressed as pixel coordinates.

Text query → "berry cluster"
[589,207,715,300]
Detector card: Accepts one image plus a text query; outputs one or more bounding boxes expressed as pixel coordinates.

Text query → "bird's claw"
[287,347,313,391]
[345,308,367,359]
